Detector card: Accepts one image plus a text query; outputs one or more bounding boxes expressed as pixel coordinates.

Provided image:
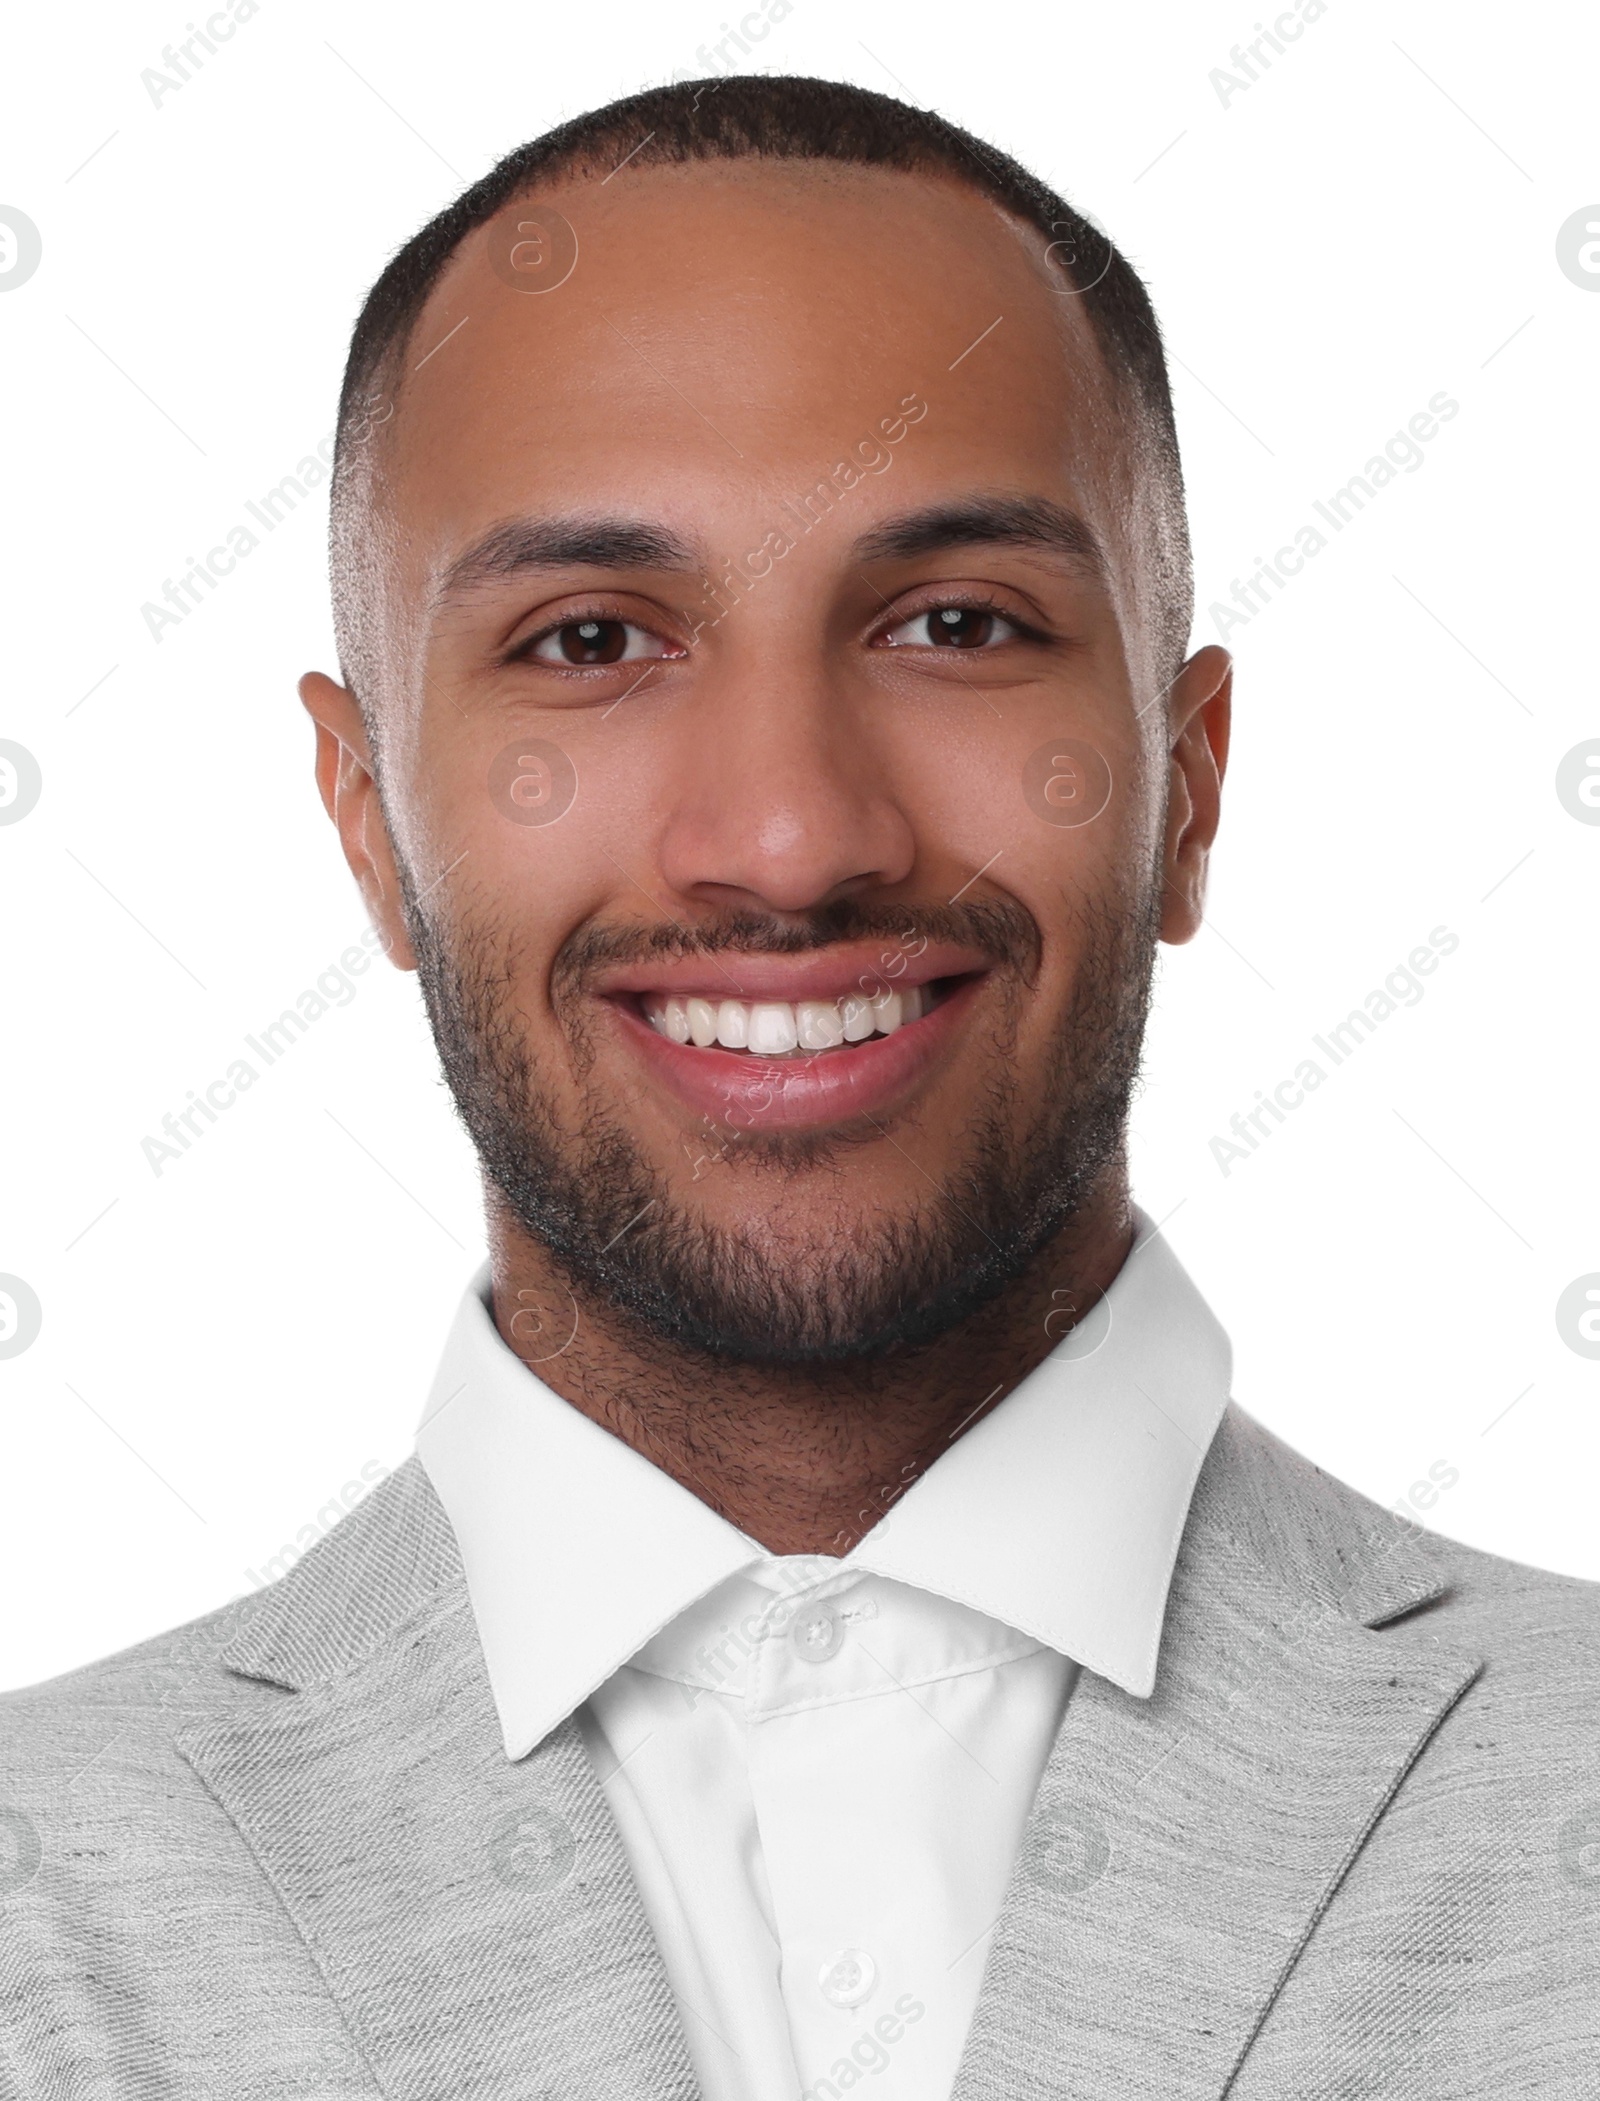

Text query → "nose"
[654,632,917,916]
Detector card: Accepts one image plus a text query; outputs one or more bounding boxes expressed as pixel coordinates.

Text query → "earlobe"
[296,671,418,970]
[1158,646,1231,947]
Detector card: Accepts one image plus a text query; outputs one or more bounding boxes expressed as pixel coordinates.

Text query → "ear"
[298,672,418,971]
[1158,645,1231,946]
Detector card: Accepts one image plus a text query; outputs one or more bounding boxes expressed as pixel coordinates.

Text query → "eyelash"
[503,592,1050,668]
[503,606,675,668]
[879,594,1049,647]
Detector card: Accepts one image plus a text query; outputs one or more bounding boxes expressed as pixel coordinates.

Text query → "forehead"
[380,159,1125,575]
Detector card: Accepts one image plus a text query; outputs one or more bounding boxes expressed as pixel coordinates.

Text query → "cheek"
[1007,776,1163,1000]
[393,728,621,982]
[910,709,1151,891]
[409,697,640,862]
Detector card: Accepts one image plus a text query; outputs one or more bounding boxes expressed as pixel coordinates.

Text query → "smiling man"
[4,73,1599,2101]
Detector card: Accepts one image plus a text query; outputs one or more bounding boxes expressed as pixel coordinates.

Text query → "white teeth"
[841,993,876,1042]
[870,987,904,1035]
[797,1000,844,1050]
[748,1002,799,1055]
[644,985,938,1054]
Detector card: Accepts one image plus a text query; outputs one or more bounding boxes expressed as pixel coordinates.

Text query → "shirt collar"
[416,1208,1230,1759]
[844,1214,1231,1695]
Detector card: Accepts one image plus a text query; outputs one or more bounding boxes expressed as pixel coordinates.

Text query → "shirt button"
[819,1947,877,2009]
[790,1600,844,1663]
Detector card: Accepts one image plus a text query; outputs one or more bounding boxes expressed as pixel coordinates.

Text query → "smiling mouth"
[636,978,962,1057]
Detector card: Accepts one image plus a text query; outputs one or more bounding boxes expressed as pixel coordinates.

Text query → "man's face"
[307,160,1227,1363]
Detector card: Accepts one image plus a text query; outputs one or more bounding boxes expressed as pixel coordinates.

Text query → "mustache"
[550,894,1043,996]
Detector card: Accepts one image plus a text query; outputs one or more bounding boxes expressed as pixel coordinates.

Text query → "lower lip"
[605,978,984,1133]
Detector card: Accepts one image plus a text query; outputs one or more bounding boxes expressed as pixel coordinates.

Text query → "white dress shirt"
[416,1213,1231,2101]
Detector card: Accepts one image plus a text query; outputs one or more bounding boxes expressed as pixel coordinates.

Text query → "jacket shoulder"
[0,1454,460,1769]
[1208,1403,1600,1693]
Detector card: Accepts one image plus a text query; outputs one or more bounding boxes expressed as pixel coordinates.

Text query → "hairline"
[329,82,1193,708]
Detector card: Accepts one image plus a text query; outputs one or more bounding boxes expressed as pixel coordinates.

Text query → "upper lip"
[591,939,993,1005]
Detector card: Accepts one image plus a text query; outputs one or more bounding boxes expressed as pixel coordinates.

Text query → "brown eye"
[526,617,675,667]
[556,619,626,663]
[925,607,995,648]
[879,605,1023,651]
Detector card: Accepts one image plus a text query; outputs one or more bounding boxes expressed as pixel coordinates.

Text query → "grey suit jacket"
[2,1404,1597,2099]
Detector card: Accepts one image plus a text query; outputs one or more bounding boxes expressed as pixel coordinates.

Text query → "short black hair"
[331,74,1193,693]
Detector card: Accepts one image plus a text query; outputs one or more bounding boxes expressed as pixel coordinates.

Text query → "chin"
[576,1199,1053,1370]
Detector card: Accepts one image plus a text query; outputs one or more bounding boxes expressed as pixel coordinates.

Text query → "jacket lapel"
[175,1462,698,2101]
[952,1409,1484,2101]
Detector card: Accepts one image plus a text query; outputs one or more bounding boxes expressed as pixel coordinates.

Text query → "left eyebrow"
[851,495,1110,580]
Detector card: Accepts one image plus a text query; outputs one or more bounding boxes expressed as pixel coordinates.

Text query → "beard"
[400,875,1160,1368]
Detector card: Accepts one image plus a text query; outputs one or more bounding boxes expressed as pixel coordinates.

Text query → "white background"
[2,0,1595,1690]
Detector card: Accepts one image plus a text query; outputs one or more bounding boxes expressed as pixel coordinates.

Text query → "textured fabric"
[950,1415,1600,2100]
[414,1211,1229,2101]
[2,1412,1599,2096]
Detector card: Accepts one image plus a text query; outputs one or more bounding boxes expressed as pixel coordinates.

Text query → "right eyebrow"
[435,514,706,605]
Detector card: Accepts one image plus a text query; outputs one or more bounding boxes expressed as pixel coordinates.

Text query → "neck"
[483,1177,1135,1555]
